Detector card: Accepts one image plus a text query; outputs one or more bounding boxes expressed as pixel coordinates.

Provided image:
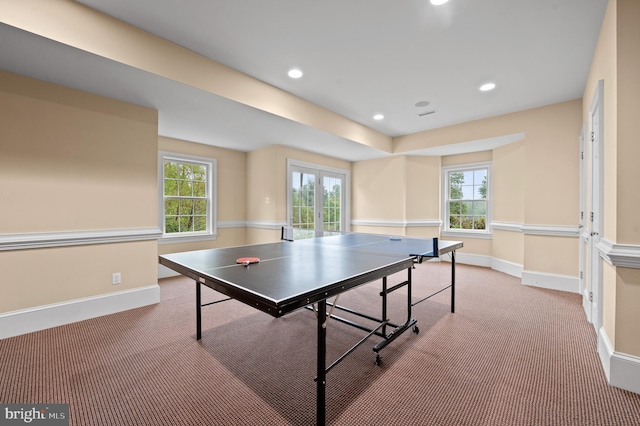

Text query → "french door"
[287,160,348,240]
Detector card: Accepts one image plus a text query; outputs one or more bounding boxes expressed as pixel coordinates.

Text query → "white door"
[290,167,318,239]
[587,80,604,335]
[578,125,590,320]
[321,171,344,236]
[288,160,348,239]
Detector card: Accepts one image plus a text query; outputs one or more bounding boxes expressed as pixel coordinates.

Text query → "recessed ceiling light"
[430,0,450,5]
[415,101,430,108]
[288,69,303,79]
[479,82,496,91]
[373,114,384,120]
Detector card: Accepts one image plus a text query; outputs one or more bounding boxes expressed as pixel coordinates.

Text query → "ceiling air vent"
[418,110,437,117]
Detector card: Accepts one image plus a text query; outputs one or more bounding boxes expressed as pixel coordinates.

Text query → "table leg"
[381,277,387,336]
[451,251,456,313]
[196,280,202,340]
[317,299,327,425]
[407,266,413,319]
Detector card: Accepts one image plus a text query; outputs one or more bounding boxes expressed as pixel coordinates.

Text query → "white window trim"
[158,151,217,244]
[441,161,492,239]
[286,159,351,236]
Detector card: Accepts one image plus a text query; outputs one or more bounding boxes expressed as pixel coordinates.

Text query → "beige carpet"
[1,262,639,425]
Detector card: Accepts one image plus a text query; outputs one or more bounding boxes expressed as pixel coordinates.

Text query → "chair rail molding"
[351,219,441,228]
[490,221,523,232]
[597,239,640,269]
[0,228,162,251]
[521,224,580,237]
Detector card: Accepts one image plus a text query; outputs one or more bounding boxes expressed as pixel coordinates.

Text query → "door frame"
[587,79,604,335]
[286,159,350,236]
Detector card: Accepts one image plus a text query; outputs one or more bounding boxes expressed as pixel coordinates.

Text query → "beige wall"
[247,146,279,225]
[405,156,441,239]
[492,141,525,224]
[612,0,640,357]
[158,228,248,255]
[0,71,158,233]
[0,71,158,313]
[441,151,492,167]
[352,156,406,223]
[524,235,580,277]
[492,140,525,284]
[405,156,441,221]
[0,242,157,312]
[582,0,640,358]
[602,262,617,347]
[492,231,524,267]
[350,104,581,271]
[615,0,640,245]
[616,268,640,354]
[397,102,580,272]
[522,101,581,227]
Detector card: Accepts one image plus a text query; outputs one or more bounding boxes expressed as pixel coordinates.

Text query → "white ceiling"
[0,0,607,161]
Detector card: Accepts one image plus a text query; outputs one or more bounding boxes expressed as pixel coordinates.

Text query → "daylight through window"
[287,160,349,240]
[160,153,215,239]
[444,164,490,232]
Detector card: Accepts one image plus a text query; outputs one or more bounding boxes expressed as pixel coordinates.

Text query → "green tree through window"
[323,180,341,233]
[289,164,347,240]
[447,167,488,230]
[164,160,209,234]
[292,172,315,239]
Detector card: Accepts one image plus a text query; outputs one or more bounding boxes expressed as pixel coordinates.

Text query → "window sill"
[441,230,492,240]
[158,232,218,245]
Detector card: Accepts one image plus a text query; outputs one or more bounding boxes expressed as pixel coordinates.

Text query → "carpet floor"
[1,262,639,425]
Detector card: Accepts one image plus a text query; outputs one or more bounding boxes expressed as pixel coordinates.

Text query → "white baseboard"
[492,258,523,278]
[521,270,581,294]
[450,252,492,268]
[582,292,592,323]
[452,256,582,296]
[599,327,640,394]
[0,284,160,339]
[599,328,612,380]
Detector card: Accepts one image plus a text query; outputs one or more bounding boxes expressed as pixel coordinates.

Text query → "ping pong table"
[159,232,462,425]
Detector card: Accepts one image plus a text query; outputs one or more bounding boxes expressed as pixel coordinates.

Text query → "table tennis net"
[281,226,345,242]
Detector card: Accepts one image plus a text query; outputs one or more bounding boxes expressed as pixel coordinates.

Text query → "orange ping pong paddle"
[236,257,260,267]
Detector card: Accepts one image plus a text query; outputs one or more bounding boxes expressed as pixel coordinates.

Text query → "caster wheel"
[412,325,420,334]
[375,354,381,366]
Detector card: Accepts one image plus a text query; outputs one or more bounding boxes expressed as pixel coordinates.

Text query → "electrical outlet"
[112,272,121,285]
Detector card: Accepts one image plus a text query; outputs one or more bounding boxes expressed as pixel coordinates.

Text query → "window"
[443,162,490,234]
[287,159,349,240]
[159,152,216,242]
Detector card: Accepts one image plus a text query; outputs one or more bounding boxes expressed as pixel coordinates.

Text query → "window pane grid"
[446,167,488,231]
[163,159,209,235]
